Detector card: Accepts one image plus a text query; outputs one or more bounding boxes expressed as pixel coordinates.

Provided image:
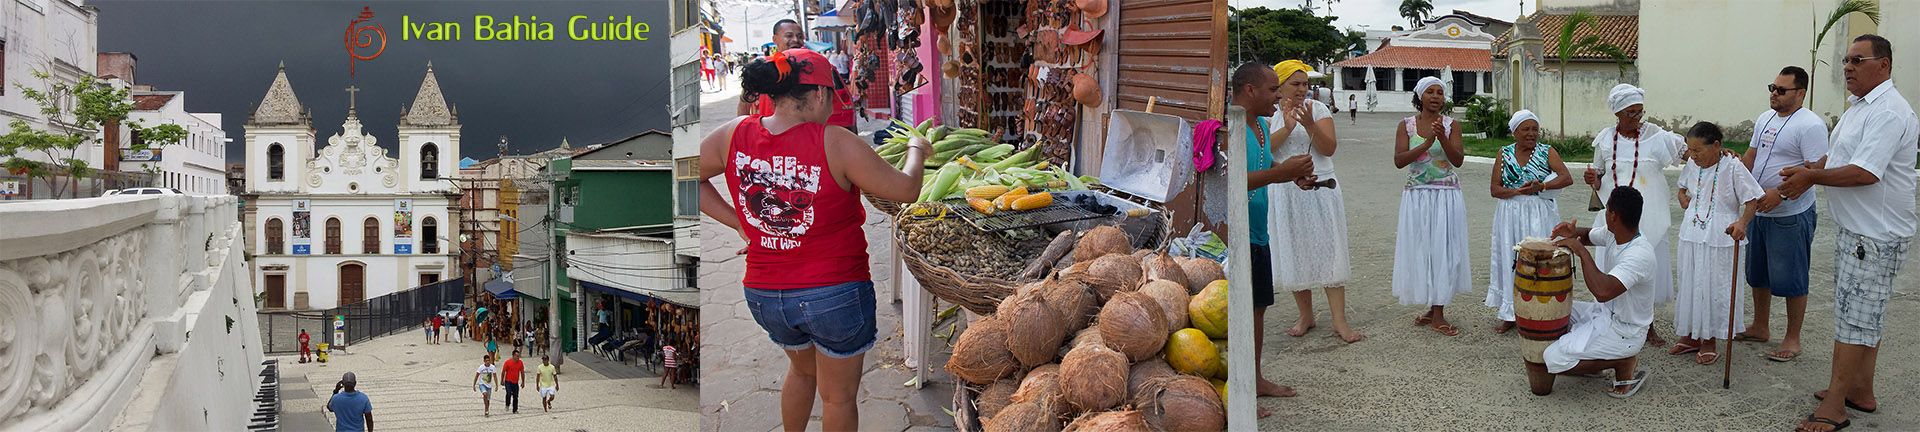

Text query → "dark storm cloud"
[93,0,671,163]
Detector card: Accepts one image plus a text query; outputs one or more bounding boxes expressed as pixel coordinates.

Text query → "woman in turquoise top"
[1391,76,1471,336]
[1485,110,1574,333]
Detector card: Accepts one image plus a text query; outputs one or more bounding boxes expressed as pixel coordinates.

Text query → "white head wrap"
[1607,83,1644,113]
[1508,109,1539,133]
[1414,77,1446,104]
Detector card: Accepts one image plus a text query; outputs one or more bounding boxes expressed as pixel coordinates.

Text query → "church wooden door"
[265,274,285,309]
[340,264,365,305]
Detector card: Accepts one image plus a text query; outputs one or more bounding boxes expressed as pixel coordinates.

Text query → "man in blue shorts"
[1735,65,1829,362]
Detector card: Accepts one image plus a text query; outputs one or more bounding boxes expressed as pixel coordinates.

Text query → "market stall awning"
[812,15,853,29]
[1332,46,1492,72]
[485,278,519,299]
[577,280,698,308]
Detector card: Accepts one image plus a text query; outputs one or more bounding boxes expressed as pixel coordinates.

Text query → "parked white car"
[111,187,184,195]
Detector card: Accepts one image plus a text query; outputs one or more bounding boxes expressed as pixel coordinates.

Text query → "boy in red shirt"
[501,348,525,413]
[298,329,312,363]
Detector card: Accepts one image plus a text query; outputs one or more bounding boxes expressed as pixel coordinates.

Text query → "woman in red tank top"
[698,48,930,432]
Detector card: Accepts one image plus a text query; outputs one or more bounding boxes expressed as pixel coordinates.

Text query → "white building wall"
[1638,0,1905,137]
[250,196,456,310]
[0,0,101,169]
[121,92,227,195]
[398,128,459,193]
[243,126,315,194]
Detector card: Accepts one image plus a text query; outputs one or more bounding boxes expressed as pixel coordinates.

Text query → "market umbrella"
[1364,65,1378,112]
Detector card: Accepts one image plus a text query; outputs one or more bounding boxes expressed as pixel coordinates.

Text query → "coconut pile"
[946,226,1232,432]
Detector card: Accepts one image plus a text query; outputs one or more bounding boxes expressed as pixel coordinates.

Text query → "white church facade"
[243,62,463,310]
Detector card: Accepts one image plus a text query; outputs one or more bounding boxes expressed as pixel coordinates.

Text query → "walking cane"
[1724,249,1740,389]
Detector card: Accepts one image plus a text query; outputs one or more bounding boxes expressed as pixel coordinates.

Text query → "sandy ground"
[1253,111,1920,430]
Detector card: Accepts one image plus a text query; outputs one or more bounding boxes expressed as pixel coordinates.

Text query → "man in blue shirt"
[327,372,372,431]
[1229,61,1315,419]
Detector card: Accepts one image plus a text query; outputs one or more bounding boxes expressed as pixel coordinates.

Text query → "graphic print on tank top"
[733,151,823,249]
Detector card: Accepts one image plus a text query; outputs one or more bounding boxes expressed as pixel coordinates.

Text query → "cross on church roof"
[345,85,361,111]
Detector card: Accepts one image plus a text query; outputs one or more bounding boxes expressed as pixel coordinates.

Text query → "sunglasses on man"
[1767,84,1802,95]
[1842,56,1886,66]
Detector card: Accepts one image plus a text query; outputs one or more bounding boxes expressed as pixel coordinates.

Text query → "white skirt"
[1393,188,1472,306]
[1486,195,1560,321]
[1674,240,1746,339]
[1269,184,1352,291]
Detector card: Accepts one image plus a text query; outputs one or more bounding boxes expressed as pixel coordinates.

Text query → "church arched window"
[325,217,342,254]
[420,143,439,180]
[422,216,440,254]
[268,143,285,180]
[362,217,381,254]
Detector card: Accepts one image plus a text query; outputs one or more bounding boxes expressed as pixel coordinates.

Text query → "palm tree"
[1552,9,1631,136]
[1399,0,1433,28]
[1809,0,1880,108]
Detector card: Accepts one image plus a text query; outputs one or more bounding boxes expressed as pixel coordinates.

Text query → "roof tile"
[1494,13,1638,60]
[1332,46,1492,72]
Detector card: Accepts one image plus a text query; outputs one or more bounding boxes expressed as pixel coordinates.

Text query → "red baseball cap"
[771,48,836,88]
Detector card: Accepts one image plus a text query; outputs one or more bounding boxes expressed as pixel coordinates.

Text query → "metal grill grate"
[939,197,1105,232]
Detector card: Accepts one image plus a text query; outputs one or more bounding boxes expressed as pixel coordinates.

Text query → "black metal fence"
[258,278,466,354]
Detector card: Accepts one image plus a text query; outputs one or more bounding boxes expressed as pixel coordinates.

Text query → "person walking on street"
[326,372,372,431]
[701,48,933,432]
[473,354,498,416]
[1780,34,1917,432]
[537,355,560,412]
[661,344,679,390]
[502,348,525,413]
[1734,66,1830,362]
[300,329,313,363]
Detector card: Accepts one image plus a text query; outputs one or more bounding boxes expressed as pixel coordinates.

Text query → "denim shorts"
[745,281,878,359]
[1746,208,1817,297]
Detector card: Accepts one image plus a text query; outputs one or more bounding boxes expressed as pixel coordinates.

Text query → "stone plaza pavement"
[271,329,698,431]
[696,86,958,432]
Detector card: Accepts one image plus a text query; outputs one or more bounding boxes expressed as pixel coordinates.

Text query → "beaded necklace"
[1691,157,1723,230]
[1611,127,1640,188]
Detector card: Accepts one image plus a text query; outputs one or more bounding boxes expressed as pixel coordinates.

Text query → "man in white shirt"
[1539,186,1656,398]
[1779,34,1918,432]
[1736,66,1830,362]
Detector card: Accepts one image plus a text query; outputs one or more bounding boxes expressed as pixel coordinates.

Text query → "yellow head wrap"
[1272,60,1314,83]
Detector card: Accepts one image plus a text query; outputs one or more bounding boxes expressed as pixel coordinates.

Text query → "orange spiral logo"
[347,6,386,77]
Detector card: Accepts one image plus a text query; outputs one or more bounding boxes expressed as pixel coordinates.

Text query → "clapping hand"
[1292,99,1315,131]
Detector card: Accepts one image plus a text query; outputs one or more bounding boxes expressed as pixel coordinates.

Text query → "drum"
[1512,240,1573,395]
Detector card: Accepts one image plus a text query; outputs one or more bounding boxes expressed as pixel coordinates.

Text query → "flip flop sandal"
[1667,343,1700,356]
[1606,367,1650,399]
[1733,333,1769,343]
[1412,315,1432,327]
[1695,351,1720,365]
[1814,392,1878,413]
[1430,324,1459,336]
[1767,349,1800,362]
[1802,414,1851,431]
